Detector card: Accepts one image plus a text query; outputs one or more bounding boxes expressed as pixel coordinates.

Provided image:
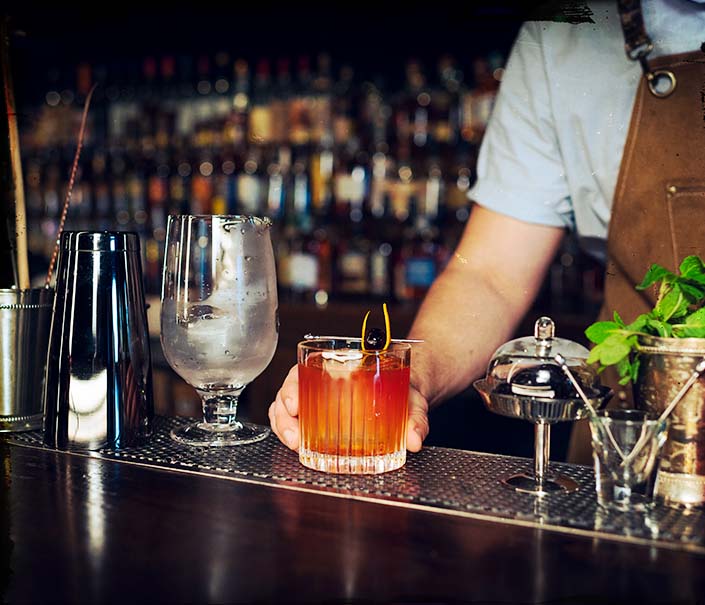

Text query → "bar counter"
[2,417,704,604]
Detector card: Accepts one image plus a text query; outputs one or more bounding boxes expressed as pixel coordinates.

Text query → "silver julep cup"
[43,231,154,450]
[0,287,54,432]
[635,335,705,507]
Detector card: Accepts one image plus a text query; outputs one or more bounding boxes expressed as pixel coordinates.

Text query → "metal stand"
[503,421,579,495]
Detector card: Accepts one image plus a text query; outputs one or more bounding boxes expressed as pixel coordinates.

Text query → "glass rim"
[298,338,411,354]
[594,408,661,425]
[168,214,273,229]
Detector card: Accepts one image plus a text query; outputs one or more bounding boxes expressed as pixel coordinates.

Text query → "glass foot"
[502,473,579,495]
[170,421,270,447]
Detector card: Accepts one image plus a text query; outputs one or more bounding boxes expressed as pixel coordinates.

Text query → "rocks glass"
[297,338,411,474]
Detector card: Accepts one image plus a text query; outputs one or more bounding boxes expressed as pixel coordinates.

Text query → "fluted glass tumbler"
[589,409,668,512]
[160,215,278,446]
[298,338,411,474]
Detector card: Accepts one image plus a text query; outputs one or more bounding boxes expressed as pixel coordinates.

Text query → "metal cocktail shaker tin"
[43,231,154,450]
[0,287,54,431]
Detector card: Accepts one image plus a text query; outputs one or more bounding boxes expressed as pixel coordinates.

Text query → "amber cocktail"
[298,338,411,474]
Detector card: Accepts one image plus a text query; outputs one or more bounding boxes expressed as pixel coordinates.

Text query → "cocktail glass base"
[299,447,406,474]
[503,473,579,495]
[170,421,270,447]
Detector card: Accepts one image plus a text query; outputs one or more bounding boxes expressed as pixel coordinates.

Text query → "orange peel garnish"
[361,303,392,352]
[383,303,391,350]
[361,310,371,346]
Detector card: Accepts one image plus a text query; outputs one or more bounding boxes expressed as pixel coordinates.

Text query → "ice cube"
[322,348,364,378]
[177,304,224,326]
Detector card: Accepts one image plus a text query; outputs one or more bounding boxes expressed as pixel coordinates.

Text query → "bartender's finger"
[406,386,429,452]
[279,364,300,417]
[269,392,300,451]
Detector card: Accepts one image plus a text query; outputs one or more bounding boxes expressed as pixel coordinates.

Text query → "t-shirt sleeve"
[468,21,574,229]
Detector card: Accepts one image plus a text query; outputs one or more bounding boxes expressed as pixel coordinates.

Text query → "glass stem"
[534,421,551,487]
[198,389,244,427]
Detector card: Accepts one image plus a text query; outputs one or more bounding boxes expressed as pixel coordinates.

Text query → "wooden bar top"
[1,438,704,604]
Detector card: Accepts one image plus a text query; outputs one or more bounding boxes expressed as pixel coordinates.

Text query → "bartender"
[269,0,705,463]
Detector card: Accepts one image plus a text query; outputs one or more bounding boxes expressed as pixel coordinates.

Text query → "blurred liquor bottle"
[288,55,312,148]
[334,144,370,299]
[248,59,274,148]
[226,59,250,153]
[460,53,502,144]
[264,146,289,223]
[111,148,131,227]
[234,146,264,216]
[278,149,333,306]
[271,58,292,147]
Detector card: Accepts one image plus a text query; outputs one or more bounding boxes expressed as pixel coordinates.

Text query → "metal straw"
[44,84,97,287]
[553,353,628,461]
[655,358,705,425]
[553,353,600,419]
[303,334,424,344]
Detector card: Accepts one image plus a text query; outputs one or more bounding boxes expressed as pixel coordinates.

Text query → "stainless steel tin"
[0,287,54,431]
[635,334,705,507]
[43,231,154,450]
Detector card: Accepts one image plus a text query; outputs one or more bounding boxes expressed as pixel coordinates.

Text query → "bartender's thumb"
[406,387,429,452]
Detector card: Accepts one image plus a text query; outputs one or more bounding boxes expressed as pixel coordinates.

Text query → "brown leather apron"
[567,43,705,463]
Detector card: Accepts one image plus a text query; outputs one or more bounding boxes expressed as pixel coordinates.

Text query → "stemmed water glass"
[160,214,279,446]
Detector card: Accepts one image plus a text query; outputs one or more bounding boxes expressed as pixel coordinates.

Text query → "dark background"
[3,1,590,107]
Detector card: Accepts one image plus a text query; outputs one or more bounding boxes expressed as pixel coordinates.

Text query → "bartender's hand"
[268,364,430,452]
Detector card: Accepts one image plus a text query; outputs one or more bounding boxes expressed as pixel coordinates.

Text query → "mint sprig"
[585,255,705,385]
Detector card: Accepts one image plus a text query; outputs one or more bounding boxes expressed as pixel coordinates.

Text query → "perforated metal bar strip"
[8,416,705,553]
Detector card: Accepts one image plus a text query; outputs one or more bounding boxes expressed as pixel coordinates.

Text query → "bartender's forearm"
[408,205,565,408]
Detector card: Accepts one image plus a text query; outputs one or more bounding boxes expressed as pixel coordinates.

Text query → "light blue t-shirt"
[468,0,705,260]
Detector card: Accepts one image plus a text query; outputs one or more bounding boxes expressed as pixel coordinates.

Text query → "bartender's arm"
[270,19,571,451]
[269,204,565,451]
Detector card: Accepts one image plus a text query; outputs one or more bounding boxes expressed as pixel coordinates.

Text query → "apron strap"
[616,0,677,98]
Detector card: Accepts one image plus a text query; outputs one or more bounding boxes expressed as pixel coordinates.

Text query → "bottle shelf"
[18,50,603,315]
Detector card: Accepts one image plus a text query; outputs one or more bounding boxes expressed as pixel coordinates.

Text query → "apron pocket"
[666,181,705,264]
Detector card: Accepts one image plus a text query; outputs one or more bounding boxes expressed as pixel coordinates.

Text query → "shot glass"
[298,338,411,474]
[589,409,669,512]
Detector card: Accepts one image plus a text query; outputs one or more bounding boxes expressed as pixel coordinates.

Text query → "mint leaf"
[630,355,641,383]
[672,308,705,337]
[636,264,675,290]
[587,346,602,366]
[679,255,705,280]
[596,333,632,365]
[613,311,625,328]
[646,318,673,337]
[674,325,705,338]
[616,356,631,383]
[618,372,633,386]
[679,281,705,302]
[585,321,619,344]
[686,273,705,286]
[654,285,688,321]
[626,314,649,332]
[685,307,705,326]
